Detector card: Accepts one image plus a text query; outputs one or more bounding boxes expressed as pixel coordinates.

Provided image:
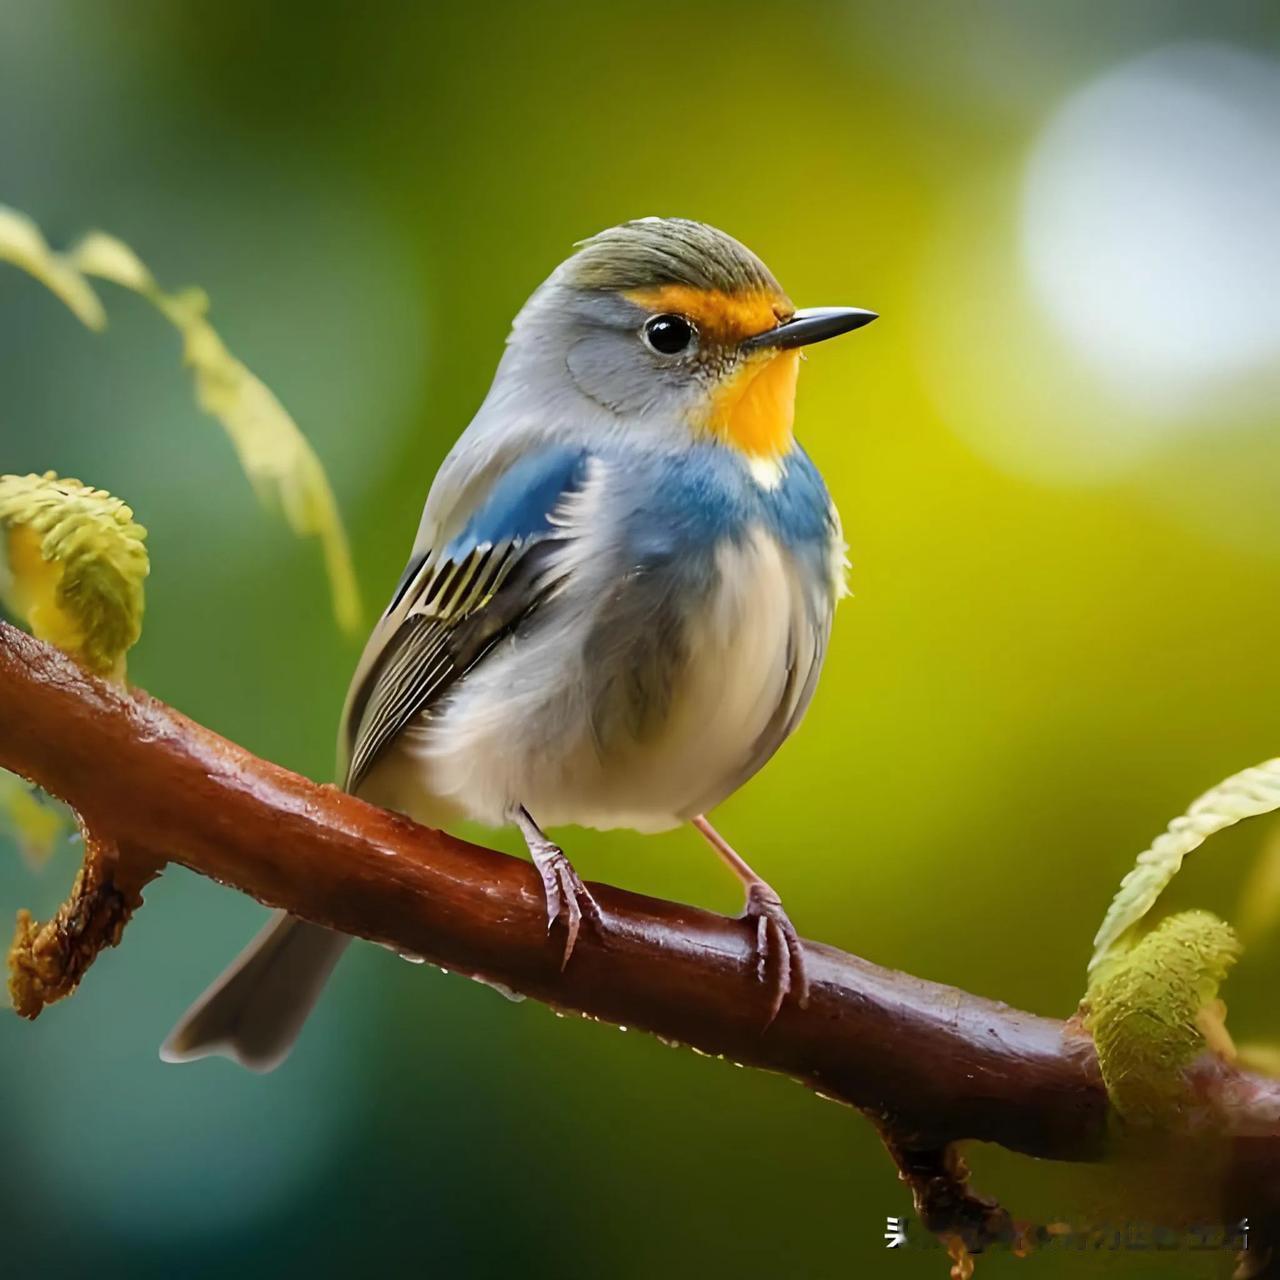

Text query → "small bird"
[162,217,875,1070]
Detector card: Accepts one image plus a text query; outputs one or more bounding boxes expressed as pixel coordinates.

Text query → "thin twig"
[9,822,158,1016]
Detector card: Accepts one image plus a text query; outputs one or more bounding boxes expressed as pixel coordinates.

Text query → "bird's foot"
[742,880,810,1025]
[529,838,602,969]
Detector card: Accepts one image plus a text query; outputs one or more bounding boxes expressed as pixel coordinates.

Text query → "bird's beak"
[742,306,878,352]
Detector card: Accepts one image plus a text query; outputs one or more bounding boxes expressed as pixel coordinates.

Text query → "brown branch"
[1,620,1279,1270]
[877,1129,1022,1260]
[9,824,158,1015]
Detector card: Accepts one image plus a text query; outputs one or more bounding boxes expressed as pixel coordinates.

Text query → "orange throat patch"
[706,348,800,460]
[623,283,801,462]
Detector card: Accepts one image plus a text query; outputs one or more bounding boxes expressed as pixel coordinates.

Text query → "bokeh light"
[1022,42,1280,413]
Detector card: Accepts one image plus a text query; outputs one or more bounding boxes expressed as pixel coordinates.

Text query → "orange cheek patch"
[624,284,791,347]
[624,283,800,458]
[707,349,800,458]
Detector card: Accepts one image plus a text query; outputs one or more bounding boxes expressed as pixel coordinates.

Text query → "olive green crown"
[569,218,781,296]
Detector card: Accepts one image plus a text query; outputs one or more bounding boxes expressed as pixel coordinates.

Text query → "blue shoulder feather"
[444,444,589,558]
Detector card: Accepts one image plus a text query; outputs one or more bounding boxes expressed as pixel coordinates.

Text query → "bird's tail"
[160,911,350,1073]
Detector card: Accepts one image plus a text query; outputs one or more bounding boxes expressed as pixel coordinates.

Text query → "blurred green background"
[2,2,1279,1276]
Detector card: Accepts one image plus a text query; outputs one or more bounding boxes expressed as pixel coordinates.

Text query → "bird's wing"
[338,445,596,793]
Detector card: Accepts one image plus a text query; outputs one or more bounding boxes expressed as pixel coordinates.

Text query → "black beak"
[743,306,878,352]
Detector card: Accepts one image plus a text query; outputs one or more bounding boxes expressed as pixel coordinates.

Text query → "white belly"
[362,526,820,834]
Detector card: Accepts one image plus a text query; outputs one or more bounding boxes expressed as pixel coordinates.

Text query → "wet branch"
[2,621,1280,1271]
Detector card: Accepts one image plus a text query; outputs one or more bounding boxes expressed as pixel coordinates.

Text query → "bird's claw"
[742,880,809,1025]
[531,841,602,969]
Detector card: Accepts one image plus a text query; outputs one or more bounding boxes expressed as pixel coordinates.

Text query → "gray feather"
[160,914,348,1073]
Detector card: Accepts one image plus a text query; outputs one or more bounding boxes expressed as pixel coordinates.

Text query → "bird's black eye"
[643,313,695,356]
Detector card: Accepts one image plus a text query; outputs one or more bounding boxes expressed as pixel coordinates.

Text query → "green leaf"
[0,205,105,329]
[0,207,361,634]
[68,231,362,634]
[1090,757,1280,971]
[0,772,70,870]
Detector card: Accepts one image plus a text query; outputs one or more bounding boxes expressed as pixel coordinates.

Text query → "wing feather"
[339,447,600,793]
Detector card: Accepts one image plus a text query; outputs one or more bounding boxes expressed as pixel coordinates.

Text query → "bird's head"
[505,218,876,468]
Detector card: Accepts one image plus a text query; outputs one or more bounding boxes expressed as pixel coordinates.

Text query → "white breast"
[364,525,820,835]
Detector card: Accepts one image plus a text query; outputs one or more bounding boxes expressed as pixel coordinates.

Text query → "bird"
[161,216,876,1071]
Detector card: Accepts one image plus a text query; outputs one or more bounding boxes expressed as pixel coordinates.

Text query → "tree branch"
[2,620,1279,1269]
[9,823,158,1015]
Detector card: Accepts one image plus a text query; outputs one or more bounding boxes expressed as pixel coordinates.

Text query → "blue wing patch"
[444,445,589,560]
[343,444,591,790]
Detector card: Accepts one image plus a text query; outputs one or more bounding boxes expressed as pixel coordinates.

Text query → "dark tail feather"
[160,912,350,1073]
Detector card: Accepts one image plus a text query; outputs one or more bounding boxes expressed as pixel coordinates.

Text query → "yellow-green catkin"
[0,472,148,680]
[1082,910,1240,1127]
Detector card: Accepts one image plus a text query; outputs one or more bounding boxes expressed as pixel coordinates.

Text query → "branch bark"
[1,621,1278,1270]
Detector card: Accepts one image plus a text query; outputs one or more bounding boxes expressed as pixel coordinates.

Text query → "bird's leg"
[691,814,809,1023]
[510,805,602,969]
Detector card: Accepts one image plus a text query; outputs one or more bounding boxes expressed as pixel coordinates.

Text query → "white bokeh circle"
[1021,42,1280,413]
